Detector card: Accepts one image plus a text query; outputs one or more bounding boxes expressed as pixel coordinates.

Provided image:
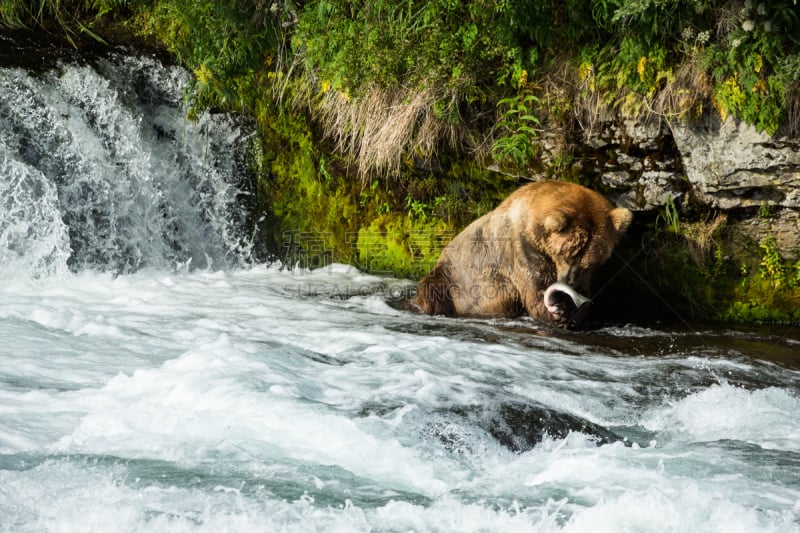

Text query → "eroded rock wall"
[541,113,800,261]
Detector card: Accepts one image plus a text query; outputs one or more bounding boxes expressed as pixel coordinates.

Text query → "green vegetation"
[492,93,542,170]
[0,0,127,43]
[3,0,799,322]
[617,205,800,324]
[8,1,797,165]
[722,242,800,324]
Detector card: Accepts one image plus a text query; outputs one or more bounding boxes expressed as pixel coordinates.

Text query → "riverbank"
[2,1,798,324]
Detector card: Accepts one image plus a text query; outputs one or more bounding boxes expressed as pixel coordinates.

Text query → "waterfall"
[0,50,255,278]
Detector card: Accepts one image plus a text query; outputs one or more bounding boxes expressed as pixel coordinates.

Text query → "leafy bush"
[134,0,284,112]
[491,93,541,170]
[11,1,799,161]
[293,0,520,98]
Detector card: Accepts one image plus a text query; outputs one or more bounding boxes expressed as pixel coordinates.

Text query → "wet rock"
[428,402,622,453]
[484,402,620,452]
[542,113,799,213]
[538,111,800,260]
[545,117,688,211]
[728,208,800,262]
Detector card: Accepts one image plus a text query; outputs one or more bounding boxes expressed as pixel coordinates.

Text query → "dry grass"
[289,81,476,181]
[654,55,713,121]
[538,51,714,137]
[713,1,747,39]
[539,59,614,140]
[682,213,728,267]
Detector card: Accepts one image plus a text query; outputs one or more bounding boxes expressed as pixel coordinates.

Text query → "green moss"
[254,108,358,265]
[249,95,518,277]
[357,214,454,279]
[722,243,800,324]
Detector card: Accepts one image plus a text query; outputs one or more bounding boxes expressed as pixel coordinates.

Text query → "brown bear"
[411,180,632,327]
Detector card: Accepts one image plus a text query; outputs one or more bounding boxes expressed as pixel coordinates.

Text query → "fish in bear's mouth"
[544,282,591,327]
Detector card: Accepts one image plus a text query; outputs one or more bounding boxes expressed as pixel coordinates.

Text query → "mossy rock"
[357,214,454,279]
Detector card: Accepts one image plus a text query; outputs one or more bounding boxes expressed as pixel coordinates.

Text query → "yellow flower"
[637,56,648,83]
[578,62,595,92]
[753,79,768,94]
[578,62,593,81]
[194,64,213,86]
[518,69,528,89]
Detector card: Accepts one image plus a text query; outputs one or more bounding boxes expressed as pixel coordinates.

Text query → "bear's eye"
[544,212,568,233]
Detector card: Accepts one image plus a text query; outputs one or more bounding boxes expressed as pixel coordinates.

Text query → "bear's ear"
[610,207,633,237]
[543,211,568,233]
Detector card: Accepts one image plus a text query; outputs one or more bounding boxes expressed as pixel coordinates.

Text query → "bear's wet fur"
[411,181,633,327]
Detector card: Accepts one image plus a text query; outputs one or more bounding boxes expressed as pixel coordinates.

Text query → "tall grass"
[305,85,472,180]
[0,0,128,43]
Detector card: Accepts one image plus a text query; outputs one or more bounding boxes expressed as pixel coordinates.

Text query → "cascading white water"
[0,52,253,277]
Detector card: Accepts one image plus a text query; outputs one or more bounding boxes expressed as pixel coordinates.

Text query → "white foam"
[561,483,799,533]
[643,382,800,450]
[39,330,458,497]
[0,140,71,278]
[0,267,798,530]
[2,458,796,532]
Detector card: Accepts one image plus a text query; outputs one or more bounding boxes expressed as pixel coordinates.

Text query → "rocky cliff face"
[543,114,800,261]
[671,117,800,211]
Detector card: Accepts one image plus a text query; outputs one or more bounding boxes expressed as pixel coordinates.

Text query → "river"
[1,45,799,532]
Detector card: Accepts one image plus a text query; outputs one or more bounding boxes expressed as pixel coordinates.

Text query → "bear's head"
[530,182,632,327]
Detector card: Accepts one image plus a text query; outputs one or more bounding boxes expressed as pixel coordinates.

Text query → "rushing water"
[1,48,800,532]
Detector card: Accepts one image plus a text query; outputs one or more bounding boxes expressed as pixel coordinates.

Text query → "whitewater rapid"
[0,49,253,278]
[1,266,799,531]
[1,42,799,532]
